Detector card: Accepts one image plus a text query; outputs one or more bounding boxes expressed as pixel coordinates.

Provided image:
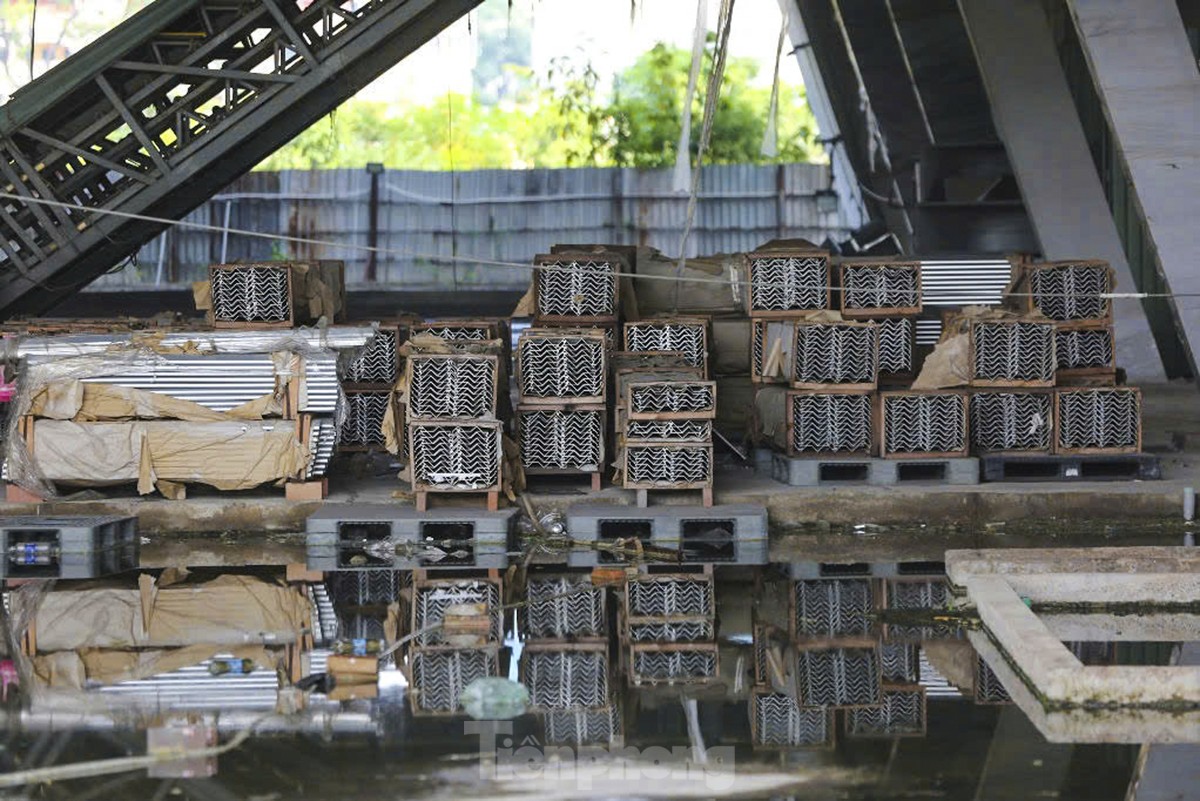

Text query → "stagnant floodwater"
[0,531,1194,800]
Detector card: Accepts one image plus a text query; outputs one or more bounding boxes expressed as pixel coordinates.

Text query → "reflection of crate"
[409,645,501,715]
[625,574,714,618]
[407,354,499,420]
[411,577,503,647]
[839,260,922,317]
[884,578,958,641]
[533,251,622,324]
[747,250,831,316]
[881,391,969,458]
[845,685,927,737]
[542,703,622,747]
[1054,387,1141,455]
[521,642,610,711]
[787,391,875,457]
[523,574,608,639]
[974,654,1012,704]
[880,642,920,683]
[794,645,882,708]
[628,642,718,685]
[624,318,709,374]
[749,688,835,749]
[970,320,1056,387]
[970,391,1053,454]
[791,578,875,638]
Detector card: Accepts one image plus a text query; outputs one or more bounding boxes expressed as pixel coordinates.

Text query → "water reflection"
[0,554,1193,799]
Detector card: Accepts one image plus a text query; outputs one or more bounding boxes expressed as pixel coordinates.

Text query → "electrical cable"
[0,191,1192,301]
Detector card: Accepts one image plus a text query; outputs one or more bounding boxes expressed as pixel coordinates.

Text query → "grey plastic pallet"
[306,503,515,571]
[980,452,1160,482]
[771,453,979,486]
[564,503,768,567]
[0,515,139,579]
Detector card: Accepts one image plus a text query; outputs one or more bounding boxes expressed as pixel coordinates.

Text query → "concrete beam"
[958,0,1164,382]
[946,547,1200,585]
[1041,613,1200,642]
[1065,0,1200,378]
[966,575,1199,705]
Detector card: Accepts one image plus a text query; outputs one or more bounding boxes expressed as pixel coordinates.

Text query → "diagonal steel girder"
[0,0,481,318]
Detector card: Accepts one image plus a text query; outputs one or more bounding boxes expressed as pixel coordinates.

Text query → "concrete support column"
[1065,0,1200,380]
[958,0,1165,382]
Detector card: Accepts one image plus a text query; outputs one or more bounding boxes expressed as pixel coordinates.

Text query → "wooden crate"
[745,249,831,317]
[209,262,297,328]
[533,251,624,325]
[969,389,1054,455]
[791,320,879,391]
[750,319,796,384]
[405,353,500,421]
[879,390,970,458]
[516,403,606,489]
[516,328,608,406]
[969,319,1056,387]
[625,380,717,421]
[838,259,922,318]
[1055,321,1117,385]
[1018,260,1114,322]
[340,323,403,390]
[786,390,876,457]
[1053,387,1141,455]
[623,317,710,376]
[408,419,504,497]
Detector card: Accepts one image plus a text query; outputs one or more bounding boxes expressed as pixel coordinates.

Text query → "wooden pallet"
[837,258,923,318]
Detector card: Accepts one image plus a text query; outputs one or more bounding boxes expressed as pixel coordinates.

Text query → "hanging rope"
[672,0,737,311]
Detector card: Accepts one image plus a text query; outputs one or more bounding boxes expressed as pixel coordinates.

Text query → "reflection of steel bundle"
[748,252,829,313]
[524,648,609,710]
[975,656,1012,704]
[305,418,337,477]
[627,575,714,618]
[631,647,717,682]
[885,578,957,641]
[752,691,832,748]
[627,620,714,642]
[880,642,920,683]
[408,421,502,491]
[518,408,604,471]
[542,705,621,746]
[795,647,881,707]
[789,392,874,455]
[971,321,1056,384]
[410,648,500,713]
[412,579,502,646]
[525,576,607,639]
[970,391,1053,453]
[845,688,926,736]
[793,579,874,637]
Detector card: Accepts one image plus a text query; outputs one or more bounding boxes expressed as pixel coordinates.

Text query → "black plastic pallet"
[980,453,1161,482]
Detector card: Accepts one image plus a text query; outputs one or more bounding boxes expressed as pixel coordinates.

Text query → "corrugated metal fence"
[94,163,847,290]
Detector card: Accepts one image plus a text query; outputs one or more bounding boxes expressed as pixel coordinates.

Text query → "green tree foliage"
[256,42,824,171]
